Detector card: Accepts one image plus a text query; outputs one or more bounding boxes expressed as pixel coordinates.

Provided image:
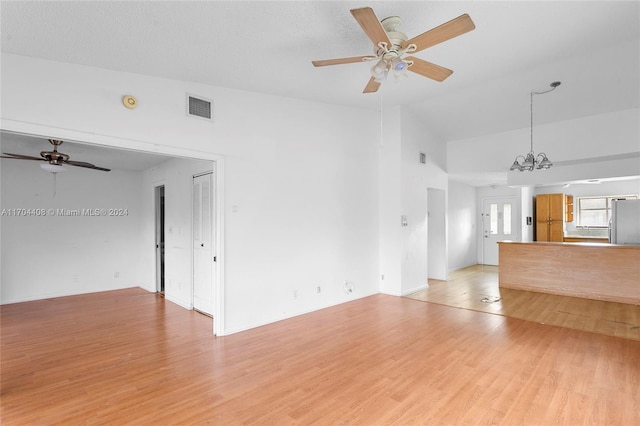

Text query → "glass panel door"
[483,198,517,265]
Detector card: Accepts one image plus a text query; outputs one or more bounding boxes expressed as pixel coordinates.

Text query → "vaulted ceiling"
[1,1,639,165]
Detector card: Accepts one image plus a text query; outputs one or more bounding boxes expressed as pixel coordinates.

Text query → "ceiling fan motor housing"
[41,151,69,164]
[42,139,68,164]
[380,16,407,54]
[376,15,412,74]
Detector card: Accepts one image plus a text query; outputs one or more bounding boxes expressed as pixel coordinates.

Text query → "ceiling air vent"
[187,94,212,120]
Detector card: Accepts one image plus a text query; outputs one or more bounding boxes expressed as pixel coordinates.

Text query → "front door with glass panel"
[482,198,516,265]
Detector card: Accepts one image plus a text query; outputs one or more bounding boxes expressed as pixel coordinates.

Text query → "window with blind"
[577,195,638,227]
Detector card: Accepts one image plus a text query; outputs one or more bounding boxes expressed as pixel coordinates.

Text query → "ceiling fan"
[1,139,111,172]
[312,7,475,93]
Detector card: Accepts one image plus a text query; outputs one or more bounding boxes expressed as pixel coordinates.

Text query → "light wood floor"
[2,288,639,424]
[407,264,640,341]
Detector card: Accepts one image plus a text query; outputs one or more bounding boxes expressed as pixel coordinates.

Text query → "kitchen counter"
[498,241,640,304]
[563,231,609,243]
[562,236,609,243]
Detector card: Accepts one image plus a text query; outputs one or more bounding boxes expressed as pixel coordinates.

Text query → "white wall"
[0,154,143,303]
[520,186,535,242]
[447,180,477,271]
[378,107,402,295]
[378,107,448,296]
[220,97,380,333]
[427,188,447,280]
[1,53,380,335]
[448,108,640,186]
[401,111,433,294]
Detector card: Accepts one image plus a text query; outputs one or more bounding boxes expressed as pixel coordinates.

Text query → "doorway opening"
[155,185,165,295]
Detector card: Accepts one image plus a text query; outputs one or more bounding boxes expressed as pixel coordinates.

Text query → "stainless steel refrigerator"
[609,199,640,245]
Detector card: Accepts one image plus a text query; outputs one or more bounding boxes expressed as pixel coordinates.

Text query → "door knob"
[201,243,204,247]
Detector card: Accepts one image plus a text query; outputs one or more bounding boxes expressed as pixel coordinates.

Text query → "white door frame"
[0,126,226,336]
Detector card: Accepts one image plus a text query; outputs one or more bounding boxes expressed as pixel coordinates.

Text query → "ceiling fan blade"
[363,77,381,93]
[312,55,377,67]
[1,153,45,161]
[403,14,475,53]
[66,160,111,172]
[406,57,453,82]
[351,7,391,47]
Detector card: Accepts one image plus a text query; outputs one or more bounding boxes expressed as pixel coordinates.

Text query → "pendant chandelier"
[510,81,561,172]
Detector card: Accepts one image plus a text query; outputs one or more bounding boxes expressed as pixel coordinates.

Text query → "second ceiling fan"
[1,139,111,172]
[312,7,475,93]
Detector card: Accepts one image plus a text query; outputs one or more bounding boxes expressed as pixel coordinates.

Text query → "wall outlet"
[344,282,353,294]
[293,290,298,299]
[114,271,119,279]
[316,286,321,294]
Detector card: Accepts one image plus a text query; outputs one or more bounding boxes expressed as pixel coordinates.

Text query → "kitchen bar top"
[501,240,635,247]
[498,241,640,304]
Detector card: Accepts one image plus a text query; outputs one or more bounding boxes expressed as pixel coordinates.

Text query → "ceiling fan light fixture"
[41,163,67,173]
[371,59,389,82]
[391,58,410,82]
[391,57,406,72]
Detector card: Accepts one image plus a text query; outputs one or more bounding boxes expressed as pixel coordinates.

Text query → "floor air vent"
[187,94,212,120]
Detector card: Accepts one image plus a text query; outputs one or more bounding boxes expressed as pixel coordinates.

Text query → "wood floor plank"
[2,285,639,424]
[407,264,640,340]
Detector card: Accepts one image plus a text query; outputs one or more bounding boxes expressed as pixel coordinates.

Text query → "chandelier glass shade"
[510,81,561,172]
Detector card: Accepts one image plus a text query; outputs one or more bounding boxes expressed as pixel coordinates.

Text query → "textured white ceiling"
[1,1,639,175]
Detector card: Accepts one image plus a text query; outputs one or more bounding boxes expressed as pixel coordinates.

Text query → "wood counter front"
[498,241,640,304]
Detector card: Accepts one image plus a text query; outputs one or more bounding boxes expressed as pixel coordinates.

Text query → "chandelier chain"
[530,84,559,154]
[530,92,534,154]
[509,81,561,172]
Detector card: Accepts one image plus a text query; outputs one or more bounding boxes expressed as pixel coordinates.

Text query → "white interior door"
[193,172,214,316]
[482,198,516,265]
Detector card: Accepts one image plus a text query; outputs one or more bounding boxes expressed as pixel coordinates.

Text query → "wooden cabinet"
[536,193,564,242]
[565,194,574,222]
